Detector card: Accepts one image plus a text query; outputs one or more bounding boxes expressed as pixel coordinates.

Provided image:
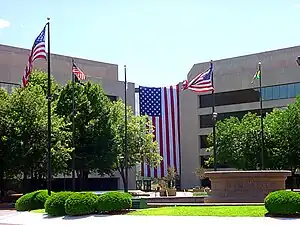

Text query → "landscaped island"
[16,189,300,218]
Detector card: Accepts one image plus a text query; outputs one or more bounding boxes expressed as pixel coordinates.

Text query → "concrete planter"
[159,188,177,196]
[204,170,291,203]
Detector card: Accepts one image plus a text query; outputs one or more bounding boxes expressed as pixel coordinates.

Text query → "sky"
[1,1,300,87]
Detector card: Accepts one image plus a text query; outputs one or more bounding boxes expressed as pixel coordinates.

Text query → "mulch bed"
[100,209,137,215]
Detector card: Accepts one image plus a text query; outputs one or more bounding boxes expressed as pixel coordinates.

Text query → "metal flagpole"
[71,59,76,191]
[258,62,265,170]
[211,60,217,171]
[124,65,129,193]
[46,17,52,196]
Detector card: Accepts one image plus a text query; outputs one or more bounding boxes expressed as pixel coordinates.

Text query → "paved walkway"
[0,211,299,225]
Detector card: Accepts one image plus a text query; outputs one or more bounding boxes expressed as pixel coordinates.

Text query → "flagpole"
[124,65,129,193]
[71,59,76,191]
[259,62,265,170]
[211,60,217,171]
[46,18,52,196]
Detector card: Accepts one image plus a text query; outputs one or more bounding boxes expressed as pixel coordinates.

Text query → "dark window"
[199,82,300,109]
[200,108,273,128]
[199,135,209,148]
[107,95,117,102]
[199,89,261,108]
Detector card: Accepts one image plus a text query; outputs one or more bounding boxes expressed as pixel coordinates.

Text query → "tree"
[56,81,116,189]
[109,99,162,189]
[265,97,300,174]
[28,69,60,100]
[206,113,262,170]
[4,73,72,192]
[0,88,10,197]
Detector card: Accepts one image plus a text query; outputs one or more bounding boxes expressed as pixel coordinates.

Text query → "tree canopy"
[56,81,117,188]
[206,96,300,172]
[109,99,162,188]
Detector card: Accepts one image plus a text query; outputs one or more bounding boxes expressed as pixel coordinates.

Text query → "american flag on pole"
[22,25,47,87]
[139,85,181,178]
[182,62,214,93]
[72,62,86,81]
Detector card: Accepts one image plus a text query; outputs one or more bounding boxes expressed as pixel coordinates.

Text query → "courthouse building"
[180,45,300,189]
[0,44,136,191]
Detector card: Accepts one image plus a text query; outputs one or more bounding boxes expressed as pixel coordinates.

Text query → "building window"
[199,135,209,148]
[200,82,300,108]
[199,108,273,128]
[107,95,117,102]
[288,83,296,98]
[199,89,261,108]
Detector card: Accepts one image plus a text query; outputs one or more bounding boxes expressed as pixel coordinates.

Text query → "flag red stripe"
[159,116,164,178]
[170,86,177,172]
[163,87,171,172]
[176,84,181,174]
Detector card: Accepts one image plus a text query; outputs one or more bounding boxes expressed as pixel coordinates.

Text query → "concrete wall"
[0,44,118,84]
[0,44,136,190]
[180,45,300,189]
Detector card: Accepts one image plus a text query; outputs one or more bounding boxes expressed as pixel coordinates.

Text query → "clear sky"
[1,1,300,87]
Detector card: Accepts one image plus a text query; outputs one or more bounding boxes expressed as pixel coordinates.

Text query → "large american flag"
[72,62,86,81]
[22,25,47,87]
[182,62,214,93]
[139,85,181,178]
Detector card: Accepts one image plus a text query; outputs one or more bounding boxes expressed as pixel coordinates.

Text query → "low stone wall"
[204,170,291,203]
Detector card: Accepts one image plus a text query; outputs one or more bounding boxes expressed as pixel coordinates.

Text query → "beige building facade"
[0,44,136,190]
[180,45,300,189]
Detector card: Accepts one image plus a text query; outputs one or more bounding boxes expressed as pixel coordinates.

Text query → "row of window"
[261,82,300,101]
[199,82,300,108]
[199,108,273,128]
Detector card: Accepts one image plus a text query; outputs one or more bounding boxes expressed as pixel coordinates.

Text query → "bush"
[65,192,98,216]
[15,190,51,211]
[45,192,73,216]
[97,192,132,213]
[264,190,300,215]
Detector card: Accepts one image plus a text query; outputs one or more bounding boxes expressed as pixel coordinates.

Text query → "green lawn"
[30,209,45,213]
[193,192,208,196]
[128,206,267,217]
[30,206,267,217]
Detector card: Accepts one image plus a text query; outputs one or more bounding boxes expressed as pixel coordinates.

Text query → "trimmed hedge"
[15,190,51,211]
[265,190,300,215]
[45,192,73,216]
[97,192,132,213]
[65,192,98,216]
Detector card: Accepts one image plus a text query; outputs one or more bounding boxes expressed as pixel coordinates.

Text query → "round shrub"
[15,190,51,211]
[45,192,73,216]
[97,192,132,213]
[65,192,98,216]
[264,190,300,215]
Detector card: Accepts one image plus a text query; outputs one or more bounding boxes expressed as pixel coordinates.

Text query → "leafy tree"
[207,113,262,170]
[28,69,60,100]
[0,88,10,197]
[4,74,72,191]
[109,100,162,189]
[56,81,116,189]
[265,97,300,174]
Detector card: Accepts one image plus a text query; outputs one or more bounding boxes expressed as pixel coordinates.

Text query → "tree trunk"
[0,161,4,199]
[83,169,89,191]
[23,172,28,193]
[119,168,126,191]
